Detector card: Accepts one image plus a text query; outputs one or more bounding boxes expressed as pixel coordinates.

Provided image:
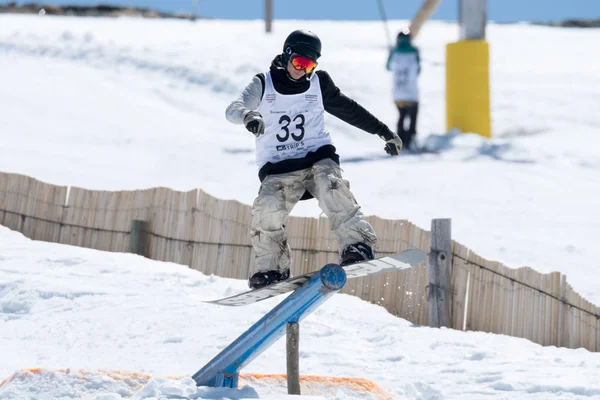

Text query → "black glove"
[378,128,402,156]
[243,111,264,137]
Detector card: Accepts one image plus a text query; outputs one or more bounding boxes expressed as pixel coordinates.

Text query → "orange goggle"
[290,54,318,74]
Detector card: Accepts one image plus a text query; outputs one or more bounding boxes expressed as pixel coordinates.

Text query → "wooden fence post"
[596,317,600,353]
[130,220,149,257]
[286,322,301,395]
[428,219,452,328]
[558,274,568,347]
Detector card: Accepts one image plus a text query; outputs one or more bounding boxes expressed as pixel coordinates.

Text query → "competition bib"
[255,72,332,168]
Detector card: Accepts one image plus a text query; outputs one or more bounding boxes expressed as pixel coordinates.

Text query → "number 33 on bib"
[255,73,332,168]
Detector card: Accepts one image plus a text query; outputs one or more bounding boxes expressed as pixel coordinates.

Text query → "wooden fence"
[0,171,598,351]
[452,241,600,351]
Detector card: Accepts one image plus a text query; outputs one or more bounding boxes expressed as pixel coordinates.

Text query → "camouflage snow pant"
[250,158,377,275]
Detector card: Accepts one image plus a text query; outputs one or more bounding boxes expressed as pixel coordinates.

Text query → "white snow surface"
[1,226,600,399]
[0,15,599,399]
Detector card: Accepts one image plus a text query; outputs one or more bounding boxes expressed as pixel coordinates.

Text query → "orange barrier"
[1,368,395,399]
[240,373,394,399]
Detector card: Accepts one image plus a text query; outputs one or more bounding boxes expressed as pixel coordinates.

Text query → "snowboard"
[205,249,427,307]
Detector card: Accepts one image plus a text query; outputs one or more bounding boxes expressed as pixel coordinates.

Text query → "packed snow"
[1,226,600,399]
[1,14,599,399]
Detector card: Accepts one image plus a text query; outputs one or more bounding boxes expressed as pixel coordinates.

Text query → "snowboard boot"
[248,269,290,290]
[340,242,375,267]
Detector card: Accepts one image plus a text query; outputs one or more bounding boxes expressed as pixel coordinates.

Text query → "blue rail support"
[193,263,347,388]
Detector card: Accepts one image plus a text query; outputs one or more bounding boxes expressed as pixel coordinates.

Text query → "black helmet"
[282,30,321,61]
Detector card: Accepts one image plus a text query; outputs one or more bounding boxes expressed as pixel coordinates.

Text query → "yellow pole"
[446,40,491,137]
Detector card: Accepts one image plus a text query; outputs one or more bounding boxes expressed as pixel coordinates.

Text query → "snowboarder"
[386,28,421,151]
[225,29,402,289]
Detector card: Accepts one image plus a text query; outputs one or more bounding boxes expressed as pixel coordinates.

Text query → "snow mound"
[0,369,394,399]
[0,369,256,400]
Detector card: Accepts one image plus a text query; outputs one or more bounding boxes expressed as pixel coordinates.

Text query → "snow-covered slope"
[2,16,598,304]
[1,226,599,399]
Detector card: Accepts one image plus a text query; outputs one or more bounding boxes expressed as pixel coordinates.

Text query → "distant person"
[225,29,402,289]
[387,28,421,152]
